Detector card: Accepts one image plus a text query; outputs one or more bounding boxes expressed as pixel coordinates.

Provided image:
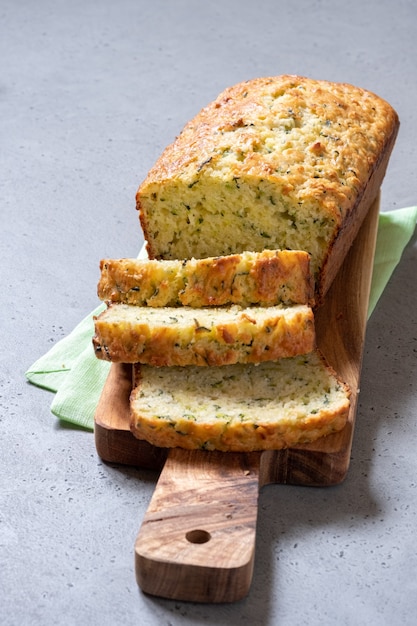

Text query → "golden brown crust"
[97,258,184,307]
[92,303,315,366]
[182,249,314,306]
[136,75,399,301]
[317,122,399,297]
[139,75,398,207]
[97,249,315,308]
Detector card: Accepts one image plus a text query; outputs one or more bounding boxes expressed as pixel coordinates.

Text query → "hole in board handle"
[185,529,211,544]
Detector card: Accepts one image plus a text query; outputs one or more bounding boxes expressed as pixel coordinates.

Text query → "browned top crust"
[139,75,398,208]
[136,75,399,300]
[97,249,315,308]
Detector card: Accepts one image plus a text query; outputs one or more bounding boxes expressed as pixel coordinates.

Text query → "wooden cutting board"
[94,194,380,603]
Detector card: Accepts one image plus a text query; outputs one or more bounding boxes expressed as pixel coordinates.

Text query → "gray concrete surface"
[1,0,416,624]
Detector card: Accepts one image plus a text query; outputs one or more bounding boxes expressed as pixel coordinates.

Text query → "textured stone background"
[1,1,416,624]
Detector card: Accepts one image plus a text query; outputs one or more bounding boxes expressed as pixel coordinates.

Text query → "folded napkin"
[26,206,417,431]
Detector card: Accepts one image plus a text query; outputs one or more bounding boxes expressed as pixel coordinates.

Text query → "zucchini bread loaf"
[130,350,350,452]
[93,302,315,366]
[97,249,314,308]
[137,75,399,301]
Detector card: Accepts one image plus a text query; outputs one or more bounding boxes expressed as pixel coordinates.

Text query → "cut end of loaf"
[138,174,337,281]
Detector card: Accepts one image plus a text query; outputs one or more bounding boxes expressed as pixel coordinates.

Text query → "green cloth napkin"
[367,207,417,314]
[26,207,417,431]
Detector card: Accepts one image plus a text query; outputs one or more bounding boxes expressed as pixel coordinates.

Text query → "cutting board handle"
[135,448,261,603]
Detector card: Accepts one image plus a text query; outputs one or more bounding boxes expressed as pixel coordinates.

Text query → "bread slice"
[98,258,185,307]
[97,249,314,308]
[92,302,315,366]
[129,350,350,452]
[136,75,399,302]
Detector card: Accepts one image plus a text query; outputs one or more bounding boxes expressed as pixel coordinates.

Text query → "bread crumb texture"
[137,75,398,288]
[97,249,314,307]
[92,302,315,366]
[130,350,350,451]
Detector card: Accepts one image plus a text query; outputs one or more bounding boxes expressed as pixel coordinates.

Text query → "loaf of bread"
[97,248,314,308]
[92,303,315,366]
[129,350,350,452]
[137,75,399,302]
